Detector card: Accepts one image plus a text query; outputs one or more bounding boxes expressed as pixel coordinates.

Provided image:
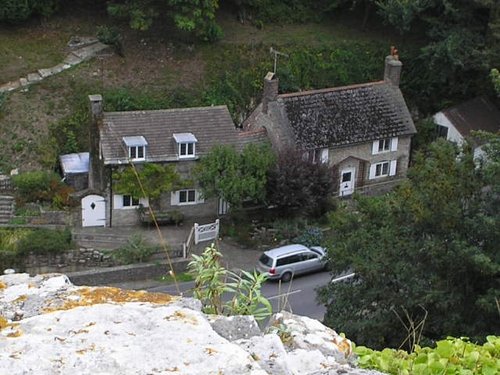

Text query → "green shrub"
[292,227,323,247]
[49,106,89,155]
[12,171,60,203]
[355,336,500,375]
[96,26,123,55]
[12,171,74,208]
[16,228,73,255]
[111,234,156,264]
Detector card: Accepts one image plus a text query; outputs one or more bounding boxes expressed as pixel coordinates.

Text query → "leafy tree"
[375,0,498,110]
[194,143,275,209]
[113,163,184,208]
[319,137,500,350]
[107,0,222,41]
[0,0,59,23]
[491,68,500,97]
[267,147,334,217]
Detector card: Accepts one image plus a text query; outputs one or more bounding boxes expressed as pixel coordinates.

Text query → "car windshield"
[259,254,273,267]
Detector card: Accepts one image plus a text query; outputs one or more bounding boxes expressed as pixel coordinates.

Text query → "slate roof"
[100,105,241,164]
[441,96,500,137]
[278,81,416,149]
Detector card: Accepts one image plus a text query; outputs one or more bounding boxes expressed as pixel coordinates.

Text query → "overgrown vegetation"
[110,234,156,264]
[267,147,335,217]
[188,244,272,320]
[319,135,500,350]
[0,227,73,271]
[113,163,184,209]
[355,336,500,375]
[194,143,275,209]
[11,171,74,208]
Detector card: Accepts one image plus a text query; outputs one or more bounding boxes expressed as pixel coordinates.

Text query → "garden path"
[0,37,111,94]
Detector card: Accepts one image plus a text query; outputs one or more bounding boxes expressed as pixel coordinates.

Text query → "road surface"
[148,271,331,321]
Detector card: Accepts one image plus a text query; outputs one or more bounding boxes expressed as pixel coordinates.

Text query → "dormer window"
[173,133,198,159]
[123,136,147,161]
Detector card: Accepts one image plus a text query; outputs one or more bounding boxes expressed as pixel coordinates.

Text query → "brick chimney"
[384,47,403,87]
[262,72,279,114]
[88,94,105,191]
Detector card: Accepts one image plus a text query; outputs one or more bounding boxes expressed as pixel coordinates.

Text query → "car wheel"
[281,272,293,283]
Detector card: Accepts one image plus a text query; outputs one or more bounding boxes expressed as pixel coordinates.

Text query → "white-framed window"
[171,189,204,206]
[311,148,329,164]
[123,195,140,207]
[369,160,397,179]
[179,142,195,158]
[372,137,398,154]
[123,136,147,161]
[129,145,145,160]
[113,194,149,209]
[173,133,198,159]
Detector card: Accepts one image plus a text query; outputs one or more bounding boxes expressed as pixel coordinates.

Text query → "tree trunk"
[362,0,373,30]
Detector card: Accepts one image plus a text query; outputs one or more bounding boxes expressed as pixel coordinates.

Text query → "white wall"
[433,112,464,144]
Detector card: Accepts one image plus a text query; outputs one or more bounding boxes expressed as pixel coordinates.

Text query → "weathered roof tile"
[280,81,416,148]
[100,105,241,164]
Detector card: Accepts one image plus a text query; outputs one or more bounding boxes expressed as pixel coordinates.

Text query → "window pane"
[342,172,351,182]
[378,139,390,152]
[180,143,186,155]
[259,254,273,267]
[382,162,389,175]
[179,191,187,203]
[188,190,196,202]
[130,147,136,159]
[132,197,139,206]
[187,143,194,155]
[123,195,131,207]
[277,257,291,266]
[137,146,144,158]
[376,164,382,176]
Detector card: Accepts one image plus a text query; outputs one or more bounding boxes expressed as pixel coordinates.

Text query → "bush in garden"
[292,227,323,247]
[16,228,73,255]
[12,171,74,208]
[110,234,156,264]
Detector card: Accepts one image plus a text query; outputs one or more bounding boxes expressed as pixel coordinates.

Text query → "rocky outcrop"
[0,273,381,374]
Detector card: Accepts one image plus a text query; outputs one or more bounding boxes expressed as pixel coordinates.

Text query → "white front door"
[339,168,355,196]
[81,195,106,227]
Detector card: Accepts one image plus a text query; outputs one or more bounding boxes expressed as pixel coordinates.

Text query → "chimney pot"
[384,55,403,87]
[262,72,279,114]
[89,94,103,119]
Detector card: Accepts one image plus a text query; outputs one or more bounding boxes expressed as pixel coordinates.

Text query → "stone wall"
[24,210,76,226]
[24,248,116,274]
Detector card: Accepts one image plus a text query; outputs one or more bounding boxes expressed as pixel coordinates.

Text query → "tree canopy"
[319,136,500,350]
[113,163,184,207]
[266,148,335,217]
[194,143,275,209]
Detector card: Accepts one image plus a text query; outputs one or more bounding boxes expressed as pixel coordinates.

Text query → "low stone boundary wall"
[67,259,189,286]
[23,247,184,275]
[24,248,116,275]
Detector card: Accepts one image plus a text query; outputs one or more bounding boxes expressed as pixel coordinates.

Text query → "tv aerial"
[270,47,289,74]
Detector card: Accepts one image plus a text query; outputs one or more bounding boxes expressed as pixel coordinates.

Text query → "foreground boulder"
[0,273,381,374]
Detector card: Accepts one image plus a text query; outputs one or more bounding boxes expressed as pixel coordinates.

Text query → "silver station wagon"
[256,244,327,282]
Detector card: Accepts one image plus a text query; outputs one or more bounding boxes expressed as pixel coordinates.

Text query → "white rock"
[236,333,292,375]
[286,349,327,374]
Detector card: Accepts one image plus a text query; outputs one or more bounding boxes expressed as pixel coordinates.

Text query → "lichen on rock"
[0,273,382,375]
